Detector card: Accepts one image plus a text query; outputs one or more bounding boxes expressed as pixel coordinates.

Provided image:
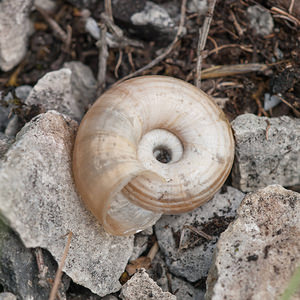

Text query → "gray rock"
[231,114,300,192]
[0,105,10,133]
[26,65,97,121]
[0,219,69,300]
[4,115,20,137]
[120,268,176,300]
[34,0,57,12]
[148,252,205,300]
[155,187,245,282]
[0,293,17,300]
[0,133,14,159]
[187,0,207,14]
[206,185,300,300]
[247,5,274,36]
[130,232,150,261]
[25,69,82,121]
[171,276,205,300]
[0,111,134,297]
[63,61,97,112]
[15,85,33,101]
[0,0,34,71]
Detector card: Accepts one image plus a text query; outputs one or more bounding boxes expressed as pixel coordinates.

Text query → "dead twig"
[207,43,254,56]
[265,120,271,140]
[101,13,143,48]
[252,83,268,117]
[49,231,73,300]
[35,248,49,288]
[289,0,295,14]
[179,225,213,251]
[147,241,159,261]
[35,6,68,44]
[229,9,244,37]
[96,23,108,96]
[278,95,300,117]
[105,0,113,21]
[115,0,187,84]
[207,35,218,55]
[184,225,213,240]
[114,50,123,78]
[271,6,300,26]
[195,0,217,88]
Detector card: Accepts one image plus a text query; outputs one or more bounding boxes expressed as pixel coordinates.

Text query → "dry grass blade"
[35,5,68,43]
[195,0,217,88]
[271,6,300,26]
[201,63,268,79]
[49,231,73,300]
[115,0,187,84]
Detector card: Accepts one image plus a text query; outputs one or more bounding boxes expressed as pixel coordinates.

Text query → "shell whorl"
[73,76,234,235]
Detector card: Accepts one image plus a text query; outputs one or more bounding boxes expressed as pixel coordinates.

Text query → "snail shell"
[73,76,234,235]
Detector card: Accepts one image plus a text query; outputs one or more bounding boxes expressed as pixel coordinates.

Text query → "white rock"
[85,17,101,40]
[206,185,300,300]
[131,1,175,29]
[0,111,134,297]
[231,114,300,192]
[120,268,176,300]
[155,187,245,282]
[0,0,34,71]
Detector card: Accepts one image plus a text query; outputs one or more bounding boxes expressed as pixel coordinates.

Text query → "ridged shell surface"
[73,76,234,235]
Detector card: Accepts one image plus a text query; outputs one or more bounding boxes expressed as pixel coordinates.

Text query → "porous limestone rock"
[26,65,97,121]
[120,269,176,300]
[206,185,300,300]
[155,187,245,282]
[0,0,33,71]
[232,114,300,192]
[0,111,134,297]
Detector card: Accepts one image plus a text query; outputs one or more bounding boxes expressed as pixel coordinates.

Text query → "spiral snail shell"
[73,76,234,235]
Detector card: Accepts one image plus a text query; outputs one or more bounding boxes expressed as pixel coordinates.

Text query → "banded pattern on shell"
[73,76,234,235]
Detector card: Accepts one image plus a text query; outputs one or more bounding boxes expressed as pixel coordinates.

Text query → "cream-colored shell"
[73,76,234,235]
